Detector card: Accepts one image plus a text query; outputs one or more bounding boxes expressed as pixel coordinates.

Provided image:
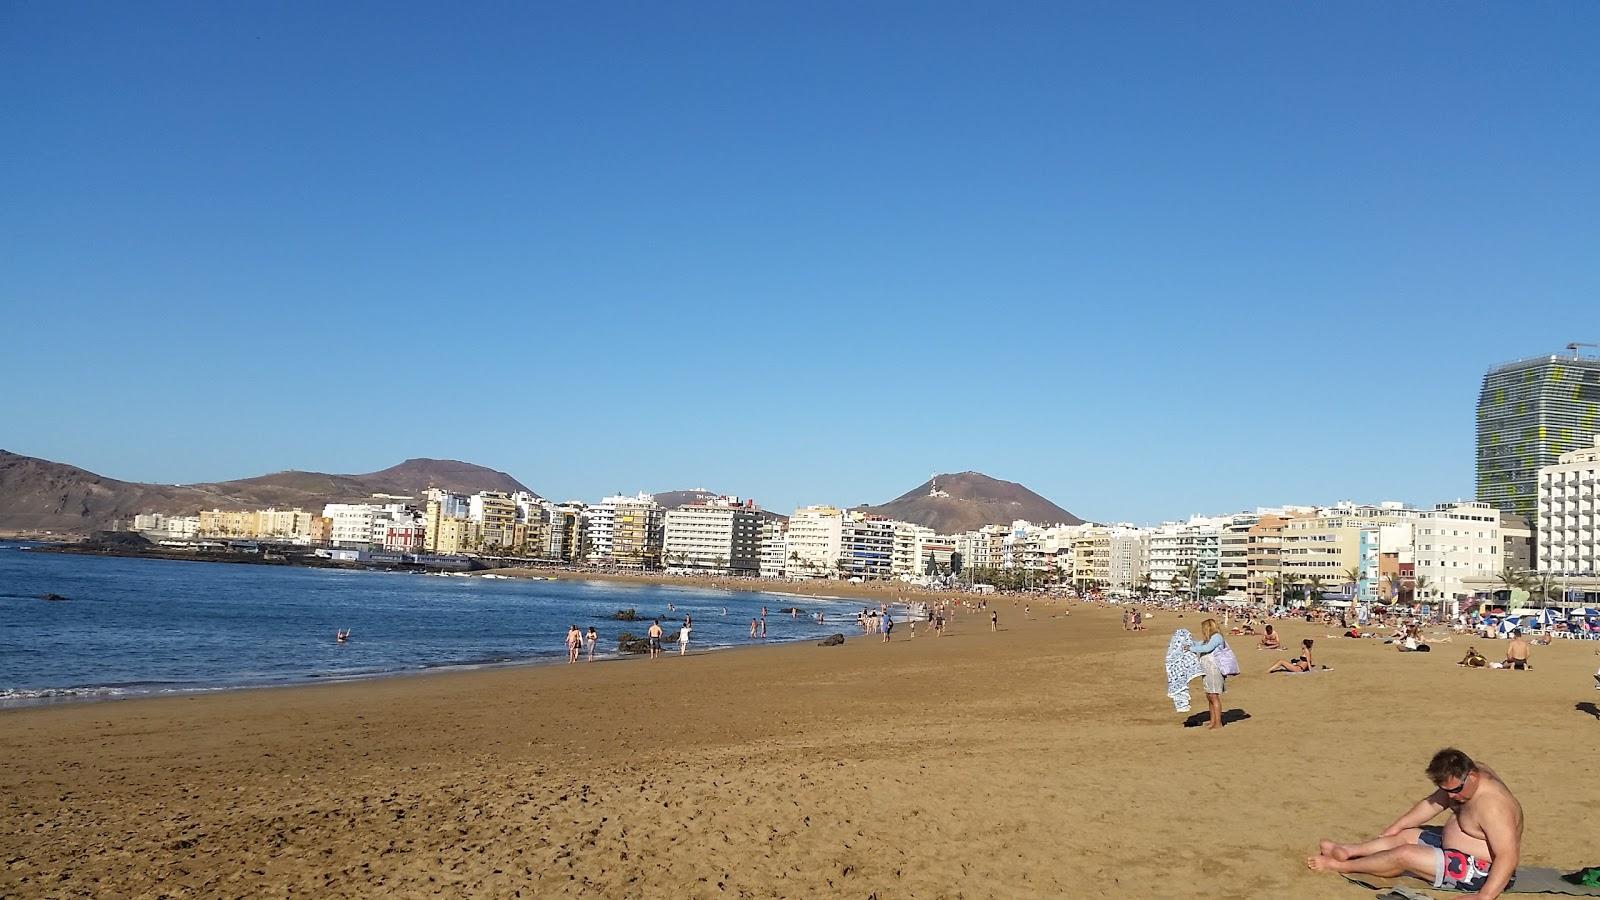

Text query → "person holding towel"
[1189,618,1229,730]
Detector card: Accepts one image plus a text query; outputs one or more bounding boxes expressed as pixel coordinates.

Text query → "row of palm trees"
[1495,567,1566,606]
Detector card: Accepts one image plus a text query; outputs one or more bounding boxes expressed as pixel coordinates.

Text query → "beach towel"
[1344,867,1600,895]
[1165,629,1203,713]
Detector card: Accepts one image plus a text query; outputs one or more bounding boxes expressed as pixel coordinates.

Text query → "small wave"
[0,686,131,701]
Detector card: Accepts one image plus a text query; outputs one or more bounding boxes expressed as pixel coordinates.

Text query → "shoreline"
[0,572,901,711]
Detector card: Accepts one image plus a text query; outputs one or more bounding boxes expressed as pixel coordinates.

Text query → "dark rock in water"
[86,531,154,549]
[611,608,638,621]
[39,593,69,602]
[817,633,845,646]
[615,631,651,654]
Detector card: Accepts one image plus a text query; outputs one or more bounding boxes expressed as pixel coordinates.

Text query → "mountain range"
[857,472,1082,534]
[0,451,1080,537]
[0,450,529,534]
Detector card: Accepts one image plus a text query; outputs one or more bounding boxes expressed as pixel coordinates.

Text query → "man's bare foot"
[1305,854,1344,873]
[1317,840,1353,860]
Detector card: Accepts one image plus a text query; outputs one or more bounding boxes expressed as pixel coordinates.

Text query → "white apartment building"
[1148,517,1225,595]
[955,524,1009,573]
[662,498,762,576]
[257,508,315,542]
[759,519,788,578]
[1539,435,1600,576]
[324,503,410,550]
[891,521,934,577]
[840,515,895,579]
[132,513,201,538]
[132,513,170,533]
[786,506,844,577]
[1413,501,1505,615]
[1103,526,1150,592]
[584,493,664,566]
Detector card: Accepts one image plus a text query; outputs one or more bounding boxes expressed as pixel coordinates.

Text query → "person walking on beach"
[1307,748,1522,899]
[881,610,894,642]
[990,610,998,632]
[678,620,692,656]
[566,624,582,663]
[648,619,664,660]
[750,618,759,639]
[585,626,598,661]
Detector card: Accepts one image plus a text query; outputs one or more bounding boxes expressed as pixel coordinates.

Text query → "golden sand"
[3,600,1598,898]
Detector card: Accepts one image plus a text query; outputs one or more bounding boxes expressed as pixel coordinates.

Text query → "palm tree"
[1496,567,1530,596]
[1529,573,1559,608]
[1135,574,1153,599]
[1167,574,1184,596]
[1384,572,1407,604]
[1177,562,1199,601]
[1343,565,1363,590]
[1209,572,1229,597]
[1412,574,1432,612]
[1282,573,1306,605]
[1305,575,1329,609]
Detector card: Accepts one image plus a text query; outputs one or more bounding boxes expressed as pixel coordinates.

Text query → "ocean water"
[0,545,863,706]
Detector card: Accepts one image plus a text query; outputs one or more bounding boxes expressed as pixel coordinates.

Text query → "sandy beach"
[4,601,1599,898]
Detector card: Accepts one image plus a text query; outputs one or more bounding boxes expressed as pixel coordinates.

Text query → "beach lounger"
[1344,866,1600,895]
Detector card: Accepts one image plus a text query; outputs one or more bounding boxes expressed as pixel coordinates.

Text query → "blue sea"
[0,544,862,706]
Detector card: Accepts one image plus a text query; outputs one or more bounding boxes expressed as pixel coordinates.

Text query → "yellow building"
[431,516,480,556]
[475,491,519,552]
[198,509,260,537]
[256,508,314,540]
[1281,507,1411,598]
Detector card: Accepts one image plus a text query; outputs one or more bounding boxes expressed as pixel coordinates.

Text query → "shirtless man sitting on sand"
[1307,748,1522,899]
[1504,630,1531,670]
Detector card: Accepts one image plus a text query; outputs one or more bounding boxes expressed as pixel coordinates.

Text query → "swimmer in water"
[336,629,350,643]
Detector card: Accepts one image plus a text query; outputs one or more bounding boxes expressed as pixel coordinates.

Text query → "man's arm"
[1466,797,1521,900]
[1381,792,1448,835]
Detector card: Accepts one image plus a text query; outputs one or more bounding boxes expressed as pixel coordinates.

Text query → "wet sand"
[4,603,1599,898]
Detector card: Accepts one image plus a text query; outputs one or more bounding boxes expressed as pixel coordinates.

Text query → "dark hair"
[1303,639,1314,649]
[1426,748,1475,785]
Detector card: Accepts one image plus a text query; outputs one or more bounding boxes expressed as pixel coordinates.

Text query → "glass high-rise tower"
[1476,353,1600,525]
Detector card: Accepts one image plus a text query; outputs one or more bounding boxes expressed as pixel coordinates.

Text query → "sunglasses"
[1437,777,1470,795]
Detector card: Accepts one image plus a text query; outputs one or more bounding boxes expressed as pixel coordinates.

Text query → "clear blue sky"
[3,3,1597,524]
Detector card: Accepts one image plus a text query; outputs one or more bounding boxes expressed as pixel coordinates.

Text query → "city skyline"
[5,4,1598,524]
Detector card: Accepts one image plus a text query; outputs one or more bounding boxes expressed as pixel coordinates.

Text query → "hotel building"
[1477,351,1600,526]
[1537,435,1600,576]
[662,497,762,576]
[786,506,844,578]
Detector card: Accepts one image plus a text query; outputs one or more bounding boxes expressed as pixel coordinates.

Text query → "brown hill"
[857,472,1082,533]
[0,450,534,535]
